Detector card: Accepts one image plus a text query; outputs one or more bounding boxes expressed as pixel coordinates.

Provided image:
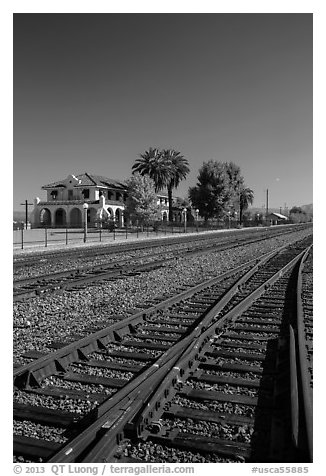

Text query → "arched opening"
[55,208,67,227]
[88,207,97,226]
[40,208,51,227]
[107,207,114,219]
[115,208,122,226]
[70,208,82,227]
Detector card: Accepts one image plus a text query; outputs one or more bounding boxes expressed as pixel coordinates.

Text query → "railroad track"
[13,236,312,463]
[13,226,293,264]
[13,227,249,273]
[13,224,311,276]
[13,225,311,301]
[290,246,313,461]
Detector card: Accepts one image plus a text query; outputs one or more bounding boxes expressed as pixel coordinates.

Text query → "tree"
[132,147,171,193]
[289,206,308,223]
[175,197,191,208]
[124,173,160,226]
[226,162,244,199]
[239,187,254,224]
[132,147,190,222]
[161,149,190,222]
[290,206,303,215]
[242,209,255,224]
[189,161,244,221]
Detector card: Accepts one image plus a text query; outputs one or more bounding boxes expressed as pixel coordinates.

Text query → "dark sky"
[13,13,312,211]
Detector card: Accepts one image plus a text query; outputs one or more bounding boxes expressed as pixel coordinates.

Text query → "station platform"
[13,227,243,256]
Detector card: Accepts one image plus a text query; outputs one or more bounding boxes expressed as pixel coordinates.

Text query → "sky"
[13,13,313,212]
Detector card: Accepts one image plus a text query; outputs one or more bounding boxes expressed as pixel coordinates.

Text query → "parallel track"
[13,226,289,265]
[13,236,312,463]
[13,225,311,301]
[14,224,310,273]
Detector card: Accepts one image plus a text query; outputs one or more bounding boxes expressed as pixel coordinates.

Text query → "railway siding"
[13,235,312,463]
[14,227,312,364]
[106,246,311,463]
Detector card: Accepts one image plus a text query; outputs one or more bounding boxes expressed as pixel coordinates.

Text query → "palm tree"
[133,148,190,222]
[132,147,170,193]
[239,187,254,224]
[161,149,190,222]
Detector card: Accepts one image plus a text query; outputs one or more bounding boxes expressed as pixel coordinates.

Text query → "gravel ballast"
[13,229,312,364]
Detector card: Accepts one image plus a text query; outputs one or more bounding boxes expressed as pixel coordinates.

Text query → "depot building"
[30,173,187,228]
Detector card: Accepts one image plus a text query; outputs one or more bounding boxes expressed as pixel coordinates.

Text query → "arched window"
[88,207,97,225]
[40,208,51,226]
[70,208,82,227]
[55,208,67,227]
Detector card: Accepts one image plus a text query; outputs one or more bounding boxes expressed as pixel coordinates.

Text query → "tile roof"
[84,174,127,189]
[42,173,127,190]
[42,181,67,188]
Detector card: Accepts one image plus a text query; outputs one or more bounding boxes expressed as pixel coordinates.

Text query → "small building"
[31,173,127,228]
[156,193,170,222]
[156,193,195,223]
[266,212,289,225]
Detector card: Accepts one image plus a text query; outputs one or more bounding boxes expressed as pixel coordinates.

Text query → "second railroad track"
[13,235,313,463]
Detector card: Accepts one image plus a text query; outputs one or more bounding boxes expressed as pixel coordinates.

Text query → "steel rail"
[13,224,311,268]
[14,236,302,387]
[115,246,311,451]
[13,226,312,301]
[13,259,166,301]
[290,245,313,461]
[14,245,279,387]
[13,233,241,295]
[14,225,300,284]
[13,228,246,266]
[47,244,310,463]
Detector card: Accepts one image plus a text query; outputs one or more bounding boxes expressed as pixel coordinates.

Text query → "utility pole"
[284,203,288,217]
[20,199,33,229]
[266,189,269,220]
